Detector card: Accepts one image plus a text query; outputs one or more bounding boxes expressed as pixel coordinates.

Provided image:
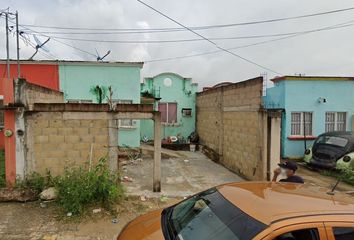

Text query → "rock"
[140,195,147,202]
[92,208,102,214]
[40,187,57,200]
[0,188,37,202]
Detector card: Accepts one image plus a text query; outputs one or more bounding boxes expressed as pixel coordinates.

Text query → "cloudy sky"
[1,0,354,88]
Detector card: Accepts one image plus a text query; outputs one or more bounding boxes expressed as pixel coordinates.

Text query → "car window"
[169,188,267,240]
[275,228,320,240]
[316,136,348,147]
[333,227,354,240]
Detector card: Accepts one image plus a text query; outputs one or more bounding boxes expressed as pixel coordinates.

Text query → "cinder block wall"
[25,112,109,176]
[197,77,266,180]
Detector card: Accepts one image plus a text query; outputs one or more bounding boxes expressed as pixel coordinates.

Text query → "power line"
[1,16,97,58]
[146,19,354,63]
[136,0,282,74]
[24,21,354,44]
[145,20,354,63]
[18,5,354,33]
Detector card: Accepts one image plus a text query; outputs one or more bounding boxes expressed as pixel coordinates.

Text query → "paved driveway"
[122,150,244,198]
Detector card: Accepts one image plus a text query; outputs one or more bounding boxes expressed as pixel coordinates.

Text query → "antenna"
[327,178,341,195]
[29,35,50,60]
[95,48,111,61]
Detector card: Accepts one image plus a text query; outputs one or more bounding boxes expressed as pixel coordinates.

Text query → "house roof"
[0,59,144,67]
[217,182,354,225]
[272,75,354,82]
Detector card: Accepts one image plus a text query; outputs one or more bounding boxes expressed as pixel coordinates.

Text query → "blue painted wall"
[264,77,354,159]
[58,62,143,147]
[140,73,198,141]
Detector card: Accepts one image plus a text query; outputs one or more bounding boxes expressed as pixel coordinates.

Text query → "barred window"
[291,112,313,136]
[325,112,346,132]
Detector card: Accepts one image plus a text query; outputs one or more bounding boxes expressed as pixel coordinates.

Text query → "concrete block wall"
[25,112,109,176]
[197,77,266,180]
[25,84,63,106]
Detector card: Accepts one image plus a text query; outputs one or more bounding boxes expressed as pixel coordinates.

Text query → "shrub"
[55,157,124,215]
[15,171,54,193]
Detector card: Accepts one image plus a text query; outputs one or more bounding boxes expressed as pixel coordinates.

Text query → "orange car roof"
[217,182,354,225]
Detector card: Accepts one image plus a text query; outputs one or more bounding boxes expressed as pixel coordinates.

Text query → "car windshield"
[169,188,267,240]
[316,136,349,148]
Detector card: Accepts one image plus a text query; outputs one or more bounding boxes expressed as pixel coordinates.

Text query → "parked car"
[304,131,354,169]
[117,182,354,240]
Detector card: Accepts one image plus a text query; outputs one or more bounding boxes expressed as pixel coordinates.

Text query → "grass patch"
[15,157,124,216]
[0,150,5,187]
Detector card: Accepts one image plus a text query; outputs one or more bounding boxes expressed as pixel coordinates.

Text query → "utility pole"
[16,11,20,78]
[5,12,10,79]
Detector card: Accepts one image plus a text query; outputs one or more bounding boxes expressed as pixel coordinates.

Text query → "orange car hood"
[118,209,165,240]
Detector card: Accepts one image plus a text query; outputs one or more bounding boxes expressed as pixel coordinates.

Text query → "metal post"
[5,12,10,79]
[15,11,20,78]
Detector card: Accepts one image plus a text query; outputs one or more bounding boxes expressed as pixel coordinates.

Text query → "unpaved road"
[0,197,179,240]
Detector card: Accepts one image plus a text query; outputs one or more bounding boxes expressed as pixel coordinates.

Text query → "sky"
[1,0,354,89]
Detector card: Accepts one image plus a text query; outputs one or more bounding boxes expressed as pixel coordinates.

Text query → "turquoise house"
[59,61,144,147]
[264,76,354,159]
[140,73,198,141]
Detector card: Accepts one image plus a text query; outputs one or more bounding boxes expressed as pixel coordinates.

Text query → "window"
[333,227,354,240]
[0,99,3,129]
[325,112,346,132]
[291,112,313,136]
[275,228,320,240]
[158,102,177,124]
[114,100,134,128]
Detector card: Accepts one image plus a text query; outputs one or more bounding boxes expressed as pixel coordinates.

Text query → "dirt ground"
[0,197,180,240]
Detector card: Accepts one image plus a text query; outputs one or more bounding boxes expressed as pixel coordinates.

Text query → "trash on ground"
[184,159,190,163]
[67,212,72,217]
[40,202,47,208]
[160,195,168,202]
[112,218,119,224]
[140,195,147,202]
[123,176,133,182]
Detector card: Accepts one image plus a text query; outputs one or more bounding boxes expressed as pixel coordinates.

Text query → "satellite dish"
[29,35,51,60]
[95,48,111,61]
[33,35,50,52]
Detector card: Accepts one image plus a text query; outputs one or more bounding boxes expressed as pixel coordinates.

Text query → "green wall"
[140,73,198,141]
[59,63,142,147]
